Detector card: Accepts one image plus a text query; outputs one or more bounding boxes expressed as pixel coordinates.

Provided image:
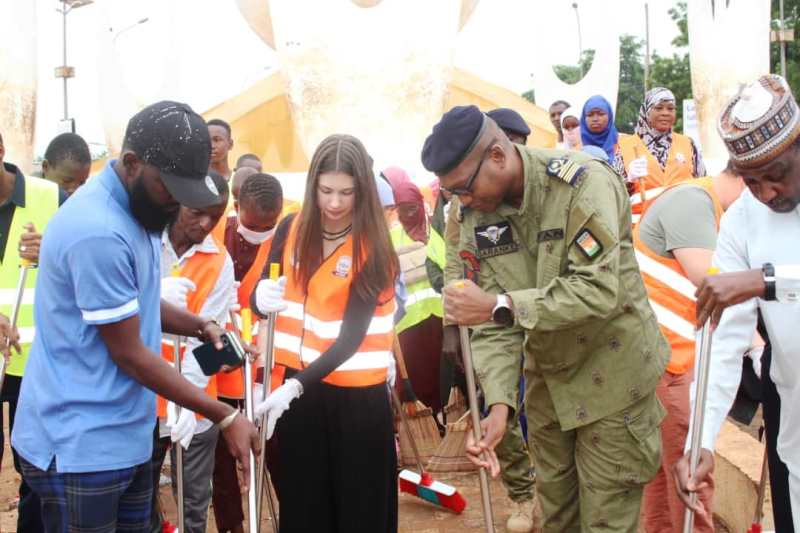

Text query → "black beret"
[486,108,531,137]
[421,105,486,175]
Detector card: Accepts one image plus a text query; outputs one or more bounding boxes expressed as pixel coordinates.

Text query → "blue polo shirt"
[12,161,162,473]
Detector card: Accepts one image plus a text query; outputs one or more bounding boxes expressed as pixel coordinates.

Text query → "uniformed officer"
[423,105,670,532]
[443,107,536,532]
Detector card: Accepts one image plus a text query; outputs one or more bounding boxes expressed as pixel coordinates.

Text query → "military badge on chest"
[474,221,519,259]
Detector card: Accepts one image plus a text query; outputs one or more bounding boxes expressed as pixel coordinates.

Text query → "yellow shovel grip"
[269,263,280,281]
[241,308,253,343]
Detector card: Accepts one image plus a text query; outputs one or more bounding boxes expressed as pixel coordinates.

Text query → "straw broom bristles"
[393,335,442,467]
[425,412,478,473]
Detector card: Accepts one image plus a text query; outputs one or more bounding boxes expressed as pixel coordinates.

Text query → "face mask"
[237,223,275,245]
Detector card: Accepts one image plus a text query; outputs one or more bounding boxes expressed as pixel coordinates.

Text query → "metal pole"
[644,2,651,94]
[780,0,787,79]
[459,324,496,533]
[172,337,185,532]
[573,3,583,78]
[229,310,259,532]
[255,317,279,531]
[682,319,714,533]
[0,264,30,395]
[62,1,69,121]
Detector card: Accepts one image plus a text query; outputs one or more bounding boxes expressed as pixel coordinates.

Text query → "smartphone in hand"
[193,331,246,376]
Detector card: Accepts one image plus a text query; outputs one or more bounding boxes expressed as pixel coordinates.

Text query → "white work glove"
[161,277,196,309]
[254,378,303,440]
[255,276,288,314]
[387,357,397,387]
[229,281,241,313]
[627,156,649,181]
[166,401,197,450]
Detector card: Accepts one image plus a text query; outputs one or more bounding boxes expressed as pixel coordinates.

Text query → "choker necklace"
[322,224,352,241]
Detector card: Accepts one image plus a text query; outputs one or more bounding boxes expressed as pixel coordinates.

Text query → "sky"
[30,0,682,157]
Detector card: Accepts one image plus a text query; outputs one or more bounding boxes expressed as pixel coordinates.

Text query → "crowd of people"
[0,73,796,533]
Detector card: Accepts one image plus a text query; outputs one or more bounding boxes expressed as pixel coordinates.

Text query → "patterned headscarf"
[635,87,676,168]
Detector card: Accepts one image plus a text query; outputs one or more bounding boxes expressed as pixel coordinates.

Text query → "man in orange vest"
[214,172,283,533]
[633,161,744,532]
[150,172,235,533]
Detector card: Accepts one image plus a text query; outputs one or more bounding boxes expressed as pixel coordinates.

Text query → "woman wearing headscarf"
[390,179,446,413]
[560,106,582,151]
[616,87,706,213]
[580,95,620,163]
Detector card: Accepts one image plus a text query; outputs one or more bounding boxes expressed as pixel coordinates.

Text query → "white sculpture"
[0,0,38,172]
[688,0,771,171]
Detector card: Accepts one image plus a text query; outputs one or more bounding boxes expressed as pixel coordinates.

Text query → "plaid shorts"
[19,456,152,533]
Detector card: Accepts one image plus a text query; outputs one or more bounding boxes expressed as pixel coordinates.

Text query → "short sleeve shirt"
[638,185,718,258]
[12,161,162,473]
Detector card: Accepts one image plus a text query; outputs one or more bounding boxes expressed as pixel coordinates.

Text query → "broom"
[390,384,467,513]
[393,336,441,466]
[426,411,478,474]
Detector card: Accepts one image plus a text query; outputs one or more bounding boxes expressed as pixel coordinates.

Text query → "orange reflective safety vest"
[632,177,722,375]
[274,220,395,387]
[620,132,695,217]
[156,235,227,419]
[216,235,273,399]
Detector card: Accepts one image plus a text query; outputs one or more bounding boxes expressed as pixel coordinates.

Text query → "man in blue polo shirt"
[11,101,258,531]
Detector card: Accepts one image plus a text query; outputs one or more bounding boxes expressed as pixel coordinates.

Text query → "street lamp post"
[111,17,150,46]
[55,0,93,131]
[572,3,583,78]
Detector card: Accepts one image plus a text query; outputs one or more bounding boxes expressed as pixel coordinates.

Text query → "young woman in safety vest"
[252,134,399,532]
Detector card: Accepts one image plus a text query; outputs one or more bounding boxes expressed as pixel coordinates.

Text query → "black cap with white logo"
[124,101,221,209]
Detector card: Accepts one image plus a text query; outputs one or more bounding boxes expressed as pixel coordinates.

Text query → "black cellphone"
[193,331,246,376]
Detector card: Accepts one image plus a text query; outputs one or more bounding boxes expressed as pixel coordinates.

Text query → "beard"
[128,176,176,232]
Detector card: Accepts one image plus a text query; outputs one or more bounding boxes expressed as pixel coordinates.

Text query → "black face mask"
[128,175,176,232]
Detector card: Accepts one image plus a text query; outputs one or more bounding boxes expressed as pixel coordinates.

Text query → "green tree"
[649,2,691,131]
[616,34,645,134]
[553,49,596,85]
[771,0,800,95]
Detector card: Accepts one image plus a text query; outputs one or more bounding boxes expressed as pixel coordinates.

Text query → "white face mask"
[237,223,275,245]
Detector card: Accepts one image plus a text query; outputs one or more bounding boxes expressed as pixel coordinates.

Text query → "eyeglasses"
[440,141,495,197]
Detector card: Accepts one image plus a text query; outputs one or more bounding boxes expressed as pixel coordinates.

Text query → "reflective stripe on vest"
[632,177,722,375]
[156,234,226,419]
[0,176,59,377]
[274,219,395,387]
[620,133,695,215]
[391,225,444,334]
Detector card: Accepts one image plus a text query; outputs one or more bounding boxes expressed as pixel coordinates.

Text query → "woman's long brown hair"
[292,134,398,302]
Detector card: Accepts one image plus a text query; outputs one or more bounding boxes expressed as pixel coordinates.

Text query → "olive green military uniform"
[444,145,669,532]
[443,200,535,506]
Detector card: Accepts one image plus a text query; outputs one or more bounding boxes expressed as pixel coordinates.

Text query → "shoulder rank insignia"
[546,157,585,186]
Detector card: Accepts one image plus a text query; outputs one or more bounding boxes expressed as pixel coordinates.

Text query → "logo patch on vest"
[675,152,686,164]
[333,255,352,278]
[574,229,603,260]
[474,222,518,259]
[537,228,564,242]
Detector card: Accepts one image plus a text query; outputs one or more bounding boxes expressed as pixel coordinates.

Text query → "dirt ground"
[0,403,747,532]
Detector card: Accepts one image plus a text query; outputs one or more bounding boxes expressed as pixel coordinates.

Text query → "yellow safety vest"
[391,225,445,334]
[0,176,59,376]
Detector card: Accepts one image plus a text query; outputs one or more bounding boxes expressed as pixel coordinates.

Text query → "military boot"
[506,498,536,532]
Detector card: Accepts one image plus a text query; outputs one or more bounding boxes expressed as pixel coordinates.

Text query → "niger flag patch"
[574,229,603,260]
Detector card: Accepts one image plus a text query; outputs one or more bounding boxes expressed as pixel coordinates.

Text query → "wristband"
[218,409,239,430]
[762,263,776,301]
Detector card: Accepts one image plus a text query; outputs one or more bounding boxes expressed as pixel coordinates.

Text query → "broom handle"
[172,336,185,532]
[753,446,769,527]
[682,318,714,533]
[0,263,30,396]
[459,324,496,533]
[389,384,426,474]
[228,310,259,533]
[255,315,279,532]
[392,335,411,381]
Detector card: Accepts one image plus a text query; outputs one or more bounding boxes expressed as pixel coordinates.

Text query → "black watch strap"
[762,262,777,301]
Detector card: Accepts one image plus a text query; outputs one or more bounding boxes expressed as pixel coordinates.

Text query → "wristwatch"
[492,294,514,327]
[762,262,777,301]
